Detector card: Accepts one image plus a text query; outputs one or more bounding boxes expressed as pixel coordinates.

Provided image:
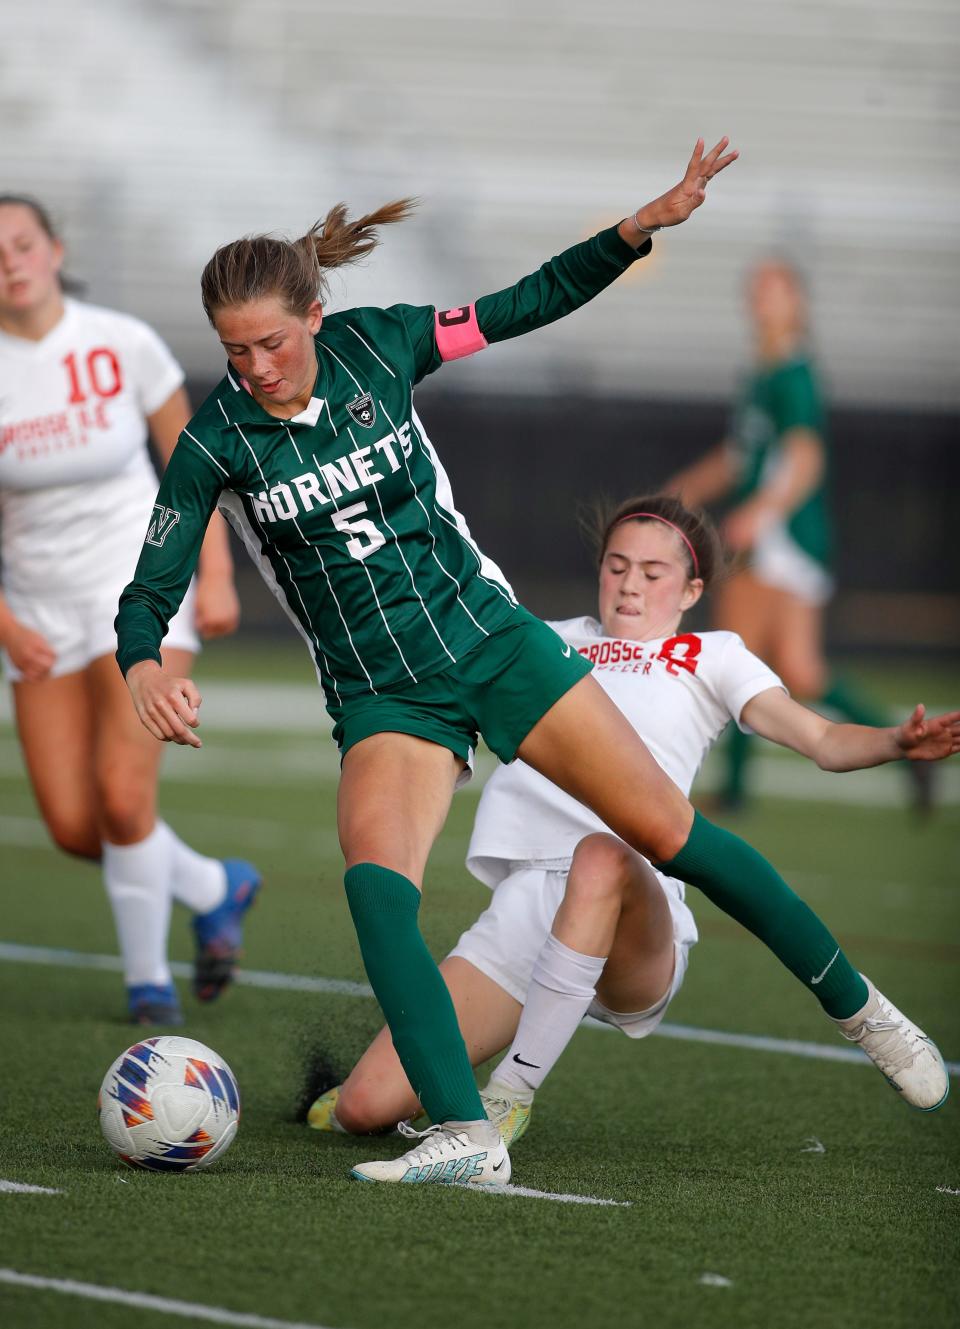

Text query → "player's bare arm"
[723,427,825,552]
[125,658,203,748]
[617,136,739,248]
[147,387,240,640]
[742,687,960,772]
[664,443,739,507]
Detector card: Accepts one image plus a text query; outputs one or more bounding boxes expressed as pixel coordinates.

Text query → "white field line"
[0,812,344,856]
[0,1180,62,1195]
[0,1269,336,1329]
[2,733,955,804]
[2,940,957,1075]
[2,681,946,737]
[2,691,958,803]
[483,1183,629,1207]
[0,942,372,998]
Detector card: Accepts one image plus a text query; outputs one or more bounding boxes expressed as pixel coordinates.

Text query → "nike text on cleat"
[479,1083,533,1148]
[192,859,262,1002]
[126,982,183,1027]
[833,975,949,1111]
[350,1118,510,1185]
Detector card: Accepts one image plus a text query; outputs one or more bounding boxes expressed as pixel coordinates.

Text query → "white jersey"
[0,298,184,597]
[467,617,784,892]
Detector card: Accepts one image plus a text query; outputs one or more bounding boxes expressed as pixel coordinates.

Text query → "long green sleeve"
[475,225,648,344]
[394,224,650,380]
[115,438,224,676]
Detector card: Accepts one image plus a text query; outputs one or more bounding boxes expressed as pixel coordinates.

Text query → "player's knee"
[568,833,637,905]
[335,1078,390,1135]
[97,779,153,845]
[47,813,100,861]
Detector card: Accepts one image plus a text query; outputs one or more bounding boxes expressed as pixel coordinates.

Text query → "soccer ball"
[98,1035,240,1172]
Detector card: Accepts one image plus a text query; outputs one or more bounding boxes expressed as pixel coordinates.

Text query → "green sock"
[820,675,889,729]
[343,863,484,1124]
[723,724,752,805]
[659,812,868,1019]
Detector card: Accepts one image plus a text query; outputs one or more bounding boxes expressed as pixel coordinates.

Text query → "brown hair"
[200,198,418,324]
[0,194,84,294]
[586,493,724,589]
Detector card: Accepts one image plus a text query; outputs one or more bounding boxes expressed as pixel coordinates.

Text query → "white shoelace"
[478,1092,513,1128]
[395,1120,470,1165]
[852,1002,926,1077]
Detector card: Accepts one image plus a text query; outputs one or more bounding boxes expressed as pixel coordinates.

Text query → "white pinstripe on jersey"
[217,398,377,694]
[344,322,396,379]
[378,400,496,640]
[409,406,516,609]
[309,444,420,683]
[341,427,456,666]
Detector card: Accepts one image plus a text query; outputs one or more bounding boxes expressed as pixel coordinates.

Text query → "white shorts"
[449,863,695,1040]
[1,578,199,682]
[751,524,833,607]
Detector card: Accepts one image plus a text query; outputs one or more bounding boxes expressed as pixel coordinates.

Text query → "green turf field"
[1,643,958,1329]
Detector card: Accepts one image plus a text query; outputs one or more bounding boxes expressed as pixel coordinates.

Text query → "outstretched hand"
[630,136,739,235]
[895,704,960,762]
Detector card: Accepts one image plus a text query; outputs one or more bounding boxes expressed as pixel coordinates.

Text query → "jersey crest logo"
[346,393,376,428]
[145,504,181,547]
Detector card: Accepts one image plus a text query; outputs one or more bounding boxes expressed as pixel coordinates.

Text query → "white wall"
[3,0,958,408]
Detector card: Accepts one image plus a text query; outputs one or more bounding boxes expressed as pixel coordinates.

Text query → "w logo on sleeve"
[145,504,181,547]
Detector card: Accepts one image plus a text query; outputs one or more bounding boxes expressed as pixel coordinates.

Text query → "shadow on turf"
[292,1044,347,1124]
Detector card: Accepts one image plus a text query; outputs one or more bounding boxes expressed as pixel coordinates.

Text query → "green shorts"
[328,606,592,767]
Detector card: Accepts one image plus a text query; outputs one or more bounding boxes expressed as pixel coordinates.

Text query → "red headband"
[614,512,700,577]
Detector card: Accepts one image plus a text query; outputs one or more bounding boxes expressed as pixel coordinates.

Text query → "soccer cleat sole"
[129,1003,184,1027]
[193,945,240,1003]
[348,1167,506,1188]
[192,862,262,1002]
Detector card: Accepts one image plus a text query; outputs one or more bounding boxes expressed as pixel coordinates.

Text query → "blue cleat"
[127,982,183,1026]
[191,859,261,1003]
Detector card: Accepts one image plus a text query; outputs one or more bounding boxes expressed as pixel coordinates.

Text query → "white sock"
[157,821,228,914]
[494,933,607,1094]
[102,825,173,987]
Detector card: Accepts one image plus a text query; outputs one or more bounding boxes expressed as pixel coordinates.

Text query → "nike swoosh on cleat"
[512,1053,540,1068]
[493,1160,505,1172]
[809,947,840,985]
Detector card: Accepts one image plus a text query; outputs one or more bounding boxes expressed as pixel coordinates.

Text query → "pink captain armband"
[434,305,489,361]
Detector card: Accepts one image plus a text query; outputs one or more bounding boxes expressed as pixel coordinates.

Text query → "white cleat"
[350,1118,510,1186]
[834,976,949,1111]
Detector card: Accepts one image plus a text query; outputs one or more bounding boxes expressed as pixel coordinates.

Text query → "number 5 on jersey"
[332,502,385,561]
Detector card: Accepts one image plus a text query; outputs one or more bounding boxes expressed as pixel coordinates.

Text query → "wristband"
[632,210,662,235]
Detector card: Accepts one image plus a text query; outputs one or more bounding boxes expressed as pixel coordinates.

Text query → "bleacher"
[3,0,958,408]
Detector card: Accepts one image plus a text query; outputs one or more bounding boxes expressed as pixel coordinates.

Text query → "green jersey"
[727,354,831,568]
[116,225,647,701]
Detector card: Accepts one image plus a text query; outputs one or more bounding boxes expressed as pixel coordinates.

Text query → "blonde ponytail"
[201,198,418,324]
[304,198,418,274]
